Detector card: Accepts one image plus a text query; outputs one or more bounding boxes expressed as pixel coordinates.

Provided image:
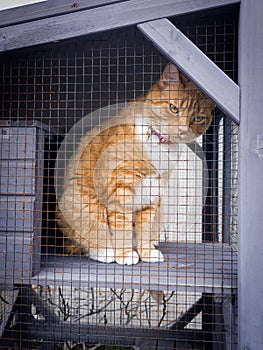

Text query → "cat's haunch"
[57,63,215,265]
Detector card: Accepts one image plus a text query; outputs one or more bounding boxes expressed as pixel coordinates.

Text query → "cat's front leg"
[135,205,164,263]
[133,175,165,262]
[133,174,162,210]
[107,210,139,265]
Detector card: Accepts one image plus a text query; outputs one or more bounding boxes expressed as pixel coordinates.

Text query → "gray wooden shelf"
[32,242,237,294]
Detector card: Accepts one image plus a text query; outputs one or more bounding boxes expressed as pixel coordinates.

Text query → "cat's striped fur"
[57,63,215,265]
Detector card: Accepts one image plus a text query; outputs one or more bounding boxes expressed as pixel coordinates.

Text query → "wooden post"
[239,0,263,348]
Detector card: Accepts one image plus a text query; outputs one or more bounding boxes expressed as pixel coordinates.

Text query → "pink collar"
[150,127,170,144]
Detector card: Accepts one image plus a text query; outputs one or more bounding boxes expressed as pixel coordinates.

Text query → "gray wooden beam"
[29,321,202,346]
[0,0,124,28]
[238,0,263,349]
[138,18,240,124]
[0,0,239,53]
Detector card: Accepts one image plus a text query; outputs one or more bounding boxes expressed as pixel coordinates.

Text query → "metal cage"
[0,1,261,349]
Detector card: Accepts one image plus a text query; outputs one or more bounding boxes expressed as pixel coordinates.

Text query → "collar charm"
[145,127,169,144]
[145,128,152,141]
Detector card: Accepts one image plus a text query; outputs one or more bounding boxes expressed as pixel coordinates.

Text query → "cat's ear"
[159,62,181,89]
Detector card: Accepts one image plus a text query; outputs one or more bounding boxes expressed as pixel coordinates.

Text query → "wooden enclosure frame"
[0,0,262,348]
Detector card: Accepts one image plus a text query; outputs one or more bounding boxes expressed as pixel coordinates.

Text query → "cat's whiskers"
[178,125,189,135]
[178,133,189,140]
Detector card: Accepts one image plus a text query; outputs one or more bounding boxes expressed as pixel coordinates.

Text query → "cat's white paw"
[140,248,164,263]
[89,247,115,264]
[116,251,140,265]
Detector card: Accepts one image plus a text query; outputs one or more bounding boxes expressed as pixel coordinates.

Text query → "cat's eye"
[169,104,179,114]
[191,116,206,125]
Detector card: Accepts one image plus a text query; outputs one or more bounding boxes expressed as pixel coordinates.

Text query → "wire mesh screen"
[0,7,238,350]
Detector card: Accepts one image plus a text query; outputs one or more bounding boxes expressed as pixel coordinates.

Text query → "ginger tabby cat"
[57,63,215,265]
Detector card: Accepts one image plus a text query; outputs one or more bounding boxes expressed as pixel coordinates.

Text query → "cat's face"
[144,63,215,143]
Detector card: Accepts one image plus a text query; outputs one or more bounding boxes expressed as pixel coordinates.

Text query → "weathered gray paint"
[0,124,46,283]
[138,19,240,124]
[0,0,124,27]
[31,243,237,293]
[28,320,201,347]
[0,0,240,52]
[239,0,263,349]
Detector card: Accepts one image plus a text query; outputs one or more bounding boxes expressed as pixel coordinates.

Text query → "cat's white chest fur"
[135,122,180,174]
[133,121,180,210]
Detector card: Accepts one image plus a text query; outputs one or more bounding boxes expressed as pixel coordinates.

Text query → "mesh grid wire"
[0,7,238,350]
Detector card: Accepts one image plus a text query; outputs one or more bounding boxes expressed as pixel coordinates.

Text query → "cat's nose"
[178,126,188,135]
